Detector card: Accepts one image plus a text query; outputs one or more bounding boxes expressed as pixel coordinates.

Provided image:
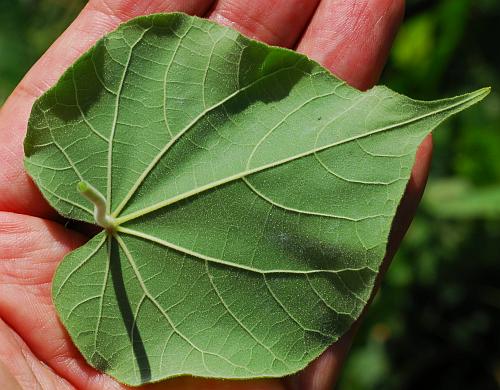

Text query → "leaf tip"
[476,86,492,99]
[464,86,492,110]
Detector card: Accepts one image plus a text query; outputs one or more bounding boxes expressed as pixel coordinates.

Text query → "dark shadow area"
[34,35,107,123]
[110,238,152,383]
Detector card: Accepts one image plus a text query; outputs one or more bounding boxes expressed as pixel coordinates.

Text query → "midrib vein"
[115,90,480,225]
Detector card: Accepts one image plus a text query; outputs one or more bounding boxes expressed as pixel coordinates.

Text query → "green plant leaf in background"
[23,13,489,386]
[424,179,500,219]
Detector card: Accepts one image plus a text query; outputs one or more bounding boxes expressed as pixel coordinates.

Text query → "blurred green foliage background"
[341,0,500,388]
[0,0,498,389]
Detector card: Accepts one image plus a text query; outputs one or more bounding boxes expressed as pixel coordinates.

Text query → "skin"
[0,0,433,389]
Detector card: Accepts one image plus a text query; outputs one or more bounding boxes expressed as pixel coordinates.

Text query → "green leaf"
[23,13,489,386]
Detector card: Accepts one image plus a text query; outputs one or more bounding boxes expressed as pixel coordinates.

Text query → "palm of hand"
[0,1,430,389]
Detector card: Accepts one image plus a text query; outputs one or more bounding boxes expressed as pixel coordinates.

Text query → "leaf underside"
[23,13,488,386]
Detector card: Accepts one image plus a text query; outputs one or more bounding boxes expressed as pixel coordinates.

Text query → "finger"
[286,325,357,390]
[0,212,285,390]
[144,377,285,390]
[296,0,405,90]
[0,212,122,390]
[208,0,320,47]
[0,0,216,219]
[0,319,72,390]
[7,0,215,103]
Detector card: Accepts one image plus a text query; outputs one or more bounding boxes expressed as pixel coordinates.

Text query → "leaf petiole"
[77,181,116,230]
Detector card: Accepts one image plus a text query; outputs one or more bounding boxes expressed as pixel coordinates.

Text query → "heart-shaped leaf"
[24,13,489,386]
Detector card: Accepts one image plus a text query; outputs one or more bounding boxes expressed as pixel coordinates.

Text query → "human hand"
[0,1,431,389]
